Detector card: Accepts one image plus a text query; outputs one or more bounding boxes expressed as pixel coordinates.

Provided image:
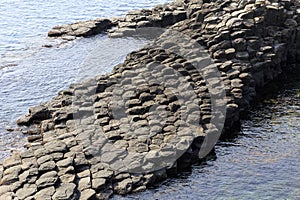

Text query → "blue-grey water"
[0,0,299,199]
[0,0,171,67]
[0,0,172,158]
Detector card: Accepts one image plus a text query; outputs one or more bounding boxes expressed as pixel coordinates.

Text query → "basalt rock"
[48,18,115,38]
[2,0,300,199]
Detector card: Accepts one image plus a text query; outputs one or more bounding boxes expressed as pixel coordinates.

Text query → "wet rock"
[17,116,32,126]
[236,51,249,60]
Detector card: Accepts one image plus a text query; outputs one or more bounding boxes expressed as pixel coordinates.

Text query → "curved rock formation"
[1,0,300,199]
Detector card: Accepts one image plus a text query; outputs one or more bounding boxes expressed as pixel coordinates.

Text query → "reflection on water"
[114,86,300,199]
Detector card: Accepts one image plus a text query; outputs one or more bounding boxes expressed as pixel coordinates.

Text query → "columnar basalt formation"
[1,0,300,199]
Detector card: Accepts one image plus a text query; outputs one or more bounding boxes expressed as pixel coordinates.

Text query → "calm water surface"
[0,0,171,67]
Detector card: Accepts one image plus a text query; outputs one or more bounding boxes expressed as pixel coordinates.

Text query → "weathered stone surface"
[34,186,55,200]
[78,177,91,191]
[38,161,56,171]
[92,178,106,191]
[92,170,114,179]
[2,0,300,198]
[0,192,13,200]
[37,155,52,165]
[114,178,133,195]
[36,171,58,188]
[48,18,114,38]
[57,157,73,168]
[16,184,37,199]
[19,168,38,183]
[3,165,22,178]
[0,174,18,185]
[53,183,76,200]
[17,105,51,125]
[44,141,67,153]
[60,174,75,183]
[2,154,21,169]
[80,189,96,200]
[0,185,10,196]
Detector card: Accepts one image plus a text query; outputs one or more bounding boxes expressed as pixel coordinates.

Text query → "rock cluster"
[108,1,188,37]
[185,0,300,129]
[48,18,115,39]
[47,0,189,40]
[1,0,300,199]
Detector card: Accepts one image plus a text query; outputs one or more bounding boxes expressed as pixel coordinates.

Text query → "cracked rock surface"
[1,0,300,199]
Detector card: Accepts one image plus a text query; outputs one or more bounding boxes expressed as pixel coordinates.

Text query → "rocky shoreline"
[1,0,300,199]
[47,18,116,39]
[47,0,189,40]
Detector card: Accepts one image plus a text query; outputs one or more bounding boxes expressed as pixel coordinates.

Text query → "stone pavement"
[1,0,300,199]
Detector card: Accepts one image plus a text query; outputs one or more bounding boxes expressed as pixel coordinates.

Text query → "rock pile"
[1,0,300,199]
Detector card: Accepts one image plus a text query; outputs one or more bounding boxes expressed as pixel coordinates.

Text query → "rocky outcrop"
[48,18,115,38]
[2,0,300,199]
[47,0,189,40]
[109,0,188,37]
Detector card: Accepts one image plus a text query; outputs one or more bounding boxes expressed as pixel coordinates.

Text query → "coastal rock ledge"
[48,18,115,38]
[2,0,300,199]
